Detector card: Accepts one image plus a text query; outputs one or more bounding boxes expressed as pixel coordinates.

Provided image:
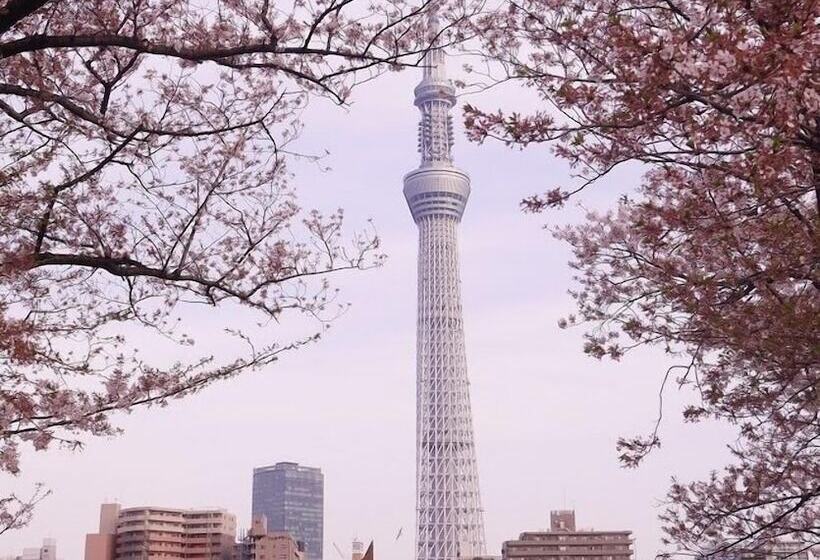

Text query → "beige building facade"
[238,516,304,560]
[502,511,633,560]
[84,503,236,560]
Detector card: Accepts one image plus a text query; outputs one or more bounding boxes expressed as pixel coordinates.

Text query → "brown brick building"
[502,511,633,560]
[238,516,304,560]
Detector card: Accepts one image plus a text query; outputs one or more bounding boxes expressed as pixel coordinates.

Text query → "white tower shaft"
[403,19,486,560]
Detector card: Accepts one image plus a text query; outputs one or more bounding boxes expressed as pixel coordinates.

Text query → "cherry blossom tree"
[464,0,818,556]
[0,0,474,531]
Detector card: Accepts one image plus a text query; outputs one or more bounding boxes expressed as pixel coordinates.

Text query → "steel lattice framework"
[403,32,486,560]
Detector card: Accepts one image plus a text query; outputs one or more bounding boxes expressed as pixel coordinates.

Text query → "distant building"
[40,538,56,560]
[707,539,814,560]
[358,543,373,560]
[238,516,304,560]
[759,539,813,560]
[351,540,364,560]
[252,462,323,560]
[1,538,58,560]
[502,510,633,560]
[84,503,236,560]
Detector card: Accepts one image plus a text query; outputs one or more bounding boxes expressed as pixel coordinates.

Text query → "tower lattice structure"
[403,27,487,560]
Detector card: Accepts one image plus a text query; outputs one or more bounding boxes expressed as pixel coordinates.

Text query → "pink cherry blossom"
[0,0,477,532]
[465,0,818,555]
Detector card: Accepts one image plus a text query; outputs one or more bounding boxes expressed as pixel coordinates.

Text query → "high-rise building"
[83,503,236,560]
[403,12,486,560]
[238,515,304,560]
[252,462,323,560]
[502,510,633,560]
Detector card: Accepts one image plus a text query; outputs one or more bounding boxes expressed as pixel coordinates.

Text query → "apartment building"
[502,510,633,560]
[238,516,303,560]
[84,503,236,560]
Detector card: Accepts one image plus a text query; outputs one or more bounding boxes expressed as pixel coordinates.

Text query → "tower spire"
[404,10,487,560]
[421,9,446,82]
[414,11,456,167]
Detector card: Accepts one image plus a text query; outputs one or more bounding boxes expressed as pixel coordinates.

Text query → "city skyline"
[1,50,734,560]
[14,502,816,560]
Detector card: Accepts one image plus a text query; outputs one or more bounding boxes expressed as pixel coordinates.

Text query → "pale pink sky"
[2,64,734,560]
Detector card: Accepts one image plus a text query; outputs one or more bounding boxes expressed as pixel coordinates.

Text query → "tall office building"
[502,510,633,560]
[83,503,236,560]
[403,11,486,560]
[252,462,324,560]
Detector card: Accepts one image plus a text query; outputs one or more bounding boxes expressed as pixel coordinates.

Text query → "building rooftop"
[253,462,322,473]
[118,506,231,515]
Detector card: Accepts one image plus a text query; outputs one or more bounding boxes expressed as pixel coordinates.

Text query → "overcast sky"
[2,60,735,560]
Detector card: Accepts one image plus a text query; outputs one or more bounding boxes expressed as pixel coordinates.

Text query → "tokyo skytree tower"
[403,17,487,560]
